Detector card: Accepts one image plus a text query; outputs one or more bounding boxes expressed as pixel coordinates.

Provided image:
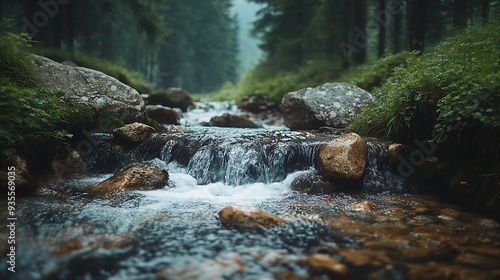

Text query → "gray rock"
[34,55,145,123]
[280,83,374,130]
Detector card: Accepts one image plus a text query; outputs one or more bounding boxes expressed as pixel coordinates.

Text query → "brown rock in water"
[145,105,180,124]
[0,150,36,194]
[318,133,368,180]
[113,122,155,143]
[387,143,405,163]
[347,201,376,212]
[51,150,88,177]
[307,254,348,276]
[209,113,260,128]
[92,164,168,194]
[290,171,335,194]
[218,205,287,227]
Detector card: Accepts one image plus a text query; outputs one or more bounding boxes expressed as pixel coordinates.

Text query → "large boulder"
[91,164,168,194]
[318,133,368,180]
[280,83,374,130]
[34,55,145,123]
[113,122,155,143]
[145,105,180,125]
[218,205,288,227]
[209,113,260,128]
[147,88,194,112]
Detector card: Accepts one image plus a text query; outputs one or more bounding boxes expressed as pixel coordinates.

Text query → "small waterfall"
[160,129,319,185]
[362,141,411,194]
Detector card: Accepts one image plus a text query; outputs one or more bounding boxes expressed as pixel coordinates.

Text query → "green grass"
[0,31,39,88]
[336,52,411,91]
[0,29,128,156]
[206,51,410,103]
[348,21,500,143]
[0,29,72,156]
[348,21,500,219]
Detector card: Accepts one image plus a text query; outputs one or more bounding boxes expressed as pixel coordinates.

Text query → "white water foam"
[138,161,310,206]
[180,101,239,127]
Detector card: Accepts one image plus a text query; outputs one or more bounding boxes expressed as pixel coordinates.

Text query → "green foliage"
[349,22,500,144]
[204,60,337,102]
[0,31,97,155]
[35,48,153,93]
[207,52,410,103]
[0,76,69,148]
[337,52,411,91]
[0,28,38,88]
[0,28,70,152]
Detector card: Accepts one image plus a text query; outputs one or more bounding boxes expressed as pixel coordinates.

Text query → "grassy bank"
[349,21,500,219]
[202,51,410,103]
[0,30,70,155]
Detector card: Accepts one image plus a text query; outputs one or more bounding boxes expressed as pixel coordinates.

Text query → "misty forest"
[1,0,500,279]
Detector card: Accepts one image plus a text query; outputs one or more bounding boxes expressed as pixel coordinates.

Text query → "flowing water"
[1,101,499,280]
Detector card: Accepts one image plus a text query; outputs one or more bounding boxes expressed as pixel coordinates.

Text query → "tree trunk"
[341,0,352,69]
[66,1,74,50]
[22,0,42,41]
[353,0,367,64]
[482,0,489,23]
[409,0,427,54]
[453,0,467,29]
[378,0,386,57]
[53,8,62,49]
[393,1,403,53]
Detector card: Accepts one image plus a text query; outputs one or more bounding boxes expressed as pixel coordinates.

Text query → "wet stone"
[306,254,349,276]
[347,201,376,212]
[219,205,288,227]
